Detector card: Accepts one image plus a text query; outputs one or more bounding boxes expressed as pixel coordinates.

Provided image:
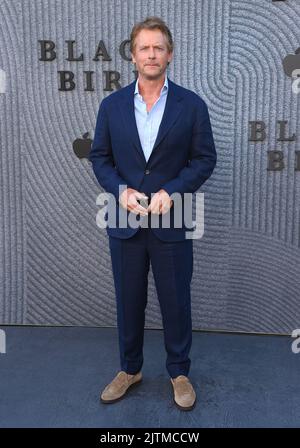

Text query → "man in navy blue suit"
[89,16,217,411]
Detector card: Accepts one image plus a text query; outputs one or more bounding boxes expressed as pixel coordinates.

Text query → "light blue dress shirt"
[134,74,168,162]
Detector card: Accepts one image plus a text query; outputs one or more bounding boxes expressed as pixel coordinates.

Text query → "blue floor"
[0,325,299,428]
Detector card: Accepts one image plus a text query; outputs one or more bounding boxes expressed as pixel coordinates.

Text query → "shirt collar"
[134,74,168,96]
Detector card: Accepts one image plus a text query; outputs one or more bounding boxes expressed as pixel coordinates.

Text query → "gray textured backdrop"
[0,0,299,334]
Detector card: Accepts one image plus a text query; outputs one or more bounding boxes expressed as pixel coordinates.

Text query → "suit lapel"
[118,77,184,166]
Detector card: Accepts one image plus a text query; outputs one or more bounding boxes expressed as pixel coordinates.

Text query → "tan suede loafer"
[100,370,143,403]
[170,375,196,410]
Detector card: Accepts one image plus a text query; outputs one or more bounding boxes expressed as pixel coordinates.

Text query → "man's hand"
[146,189,173,215]
[119,188,149,216]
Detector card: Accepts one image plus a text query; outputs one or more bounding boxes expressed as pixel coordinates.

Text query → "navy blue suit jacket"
[89,76,217,241]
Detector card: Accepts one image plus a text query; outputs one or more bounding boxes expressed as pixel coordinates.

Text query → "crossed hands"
[119,188,173,216]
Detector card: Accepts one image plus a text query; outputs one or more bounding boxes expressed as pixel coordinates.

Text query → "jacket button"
[145,169,150,175]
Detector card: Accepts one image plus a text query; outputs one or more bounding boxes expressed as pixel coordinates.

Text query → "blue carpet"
[0,326,299,428]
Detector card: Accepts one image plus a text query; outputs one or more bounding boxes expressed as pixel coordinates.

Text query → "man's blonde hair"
[130,16,174,55]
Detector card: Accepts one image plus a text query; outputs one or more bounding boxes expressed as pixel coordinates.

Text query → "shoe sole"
[100,377,143,404]
[173,397,196,411]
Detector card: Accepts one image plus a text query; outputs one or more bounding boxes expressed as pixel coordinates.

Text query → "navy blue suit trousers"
[109,226,193,379]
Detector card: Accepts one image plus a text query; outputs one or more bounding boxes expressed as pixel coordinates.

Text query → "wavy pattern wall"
[0,0,299,334]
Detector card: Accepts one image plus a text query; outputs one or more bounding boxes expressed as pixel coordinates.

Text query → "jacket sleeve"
[161,99,217,196]
[89,98,128,201]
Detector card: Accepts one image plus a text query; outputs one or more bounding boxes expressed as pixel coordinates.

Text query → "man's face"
[131,29,173,80]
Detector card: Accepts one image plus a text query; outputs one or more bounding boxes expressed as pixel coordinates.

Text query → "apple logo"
[282,48,300,77]
[73,132,93,159]
[0,69,6,94]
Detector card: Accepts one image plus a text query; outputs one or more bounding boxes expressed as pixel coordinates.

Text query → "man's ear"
[130,50,136,64]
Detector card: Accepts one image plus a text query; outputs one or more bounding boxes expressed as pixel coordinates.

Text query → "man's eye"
[140,47,164,51]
